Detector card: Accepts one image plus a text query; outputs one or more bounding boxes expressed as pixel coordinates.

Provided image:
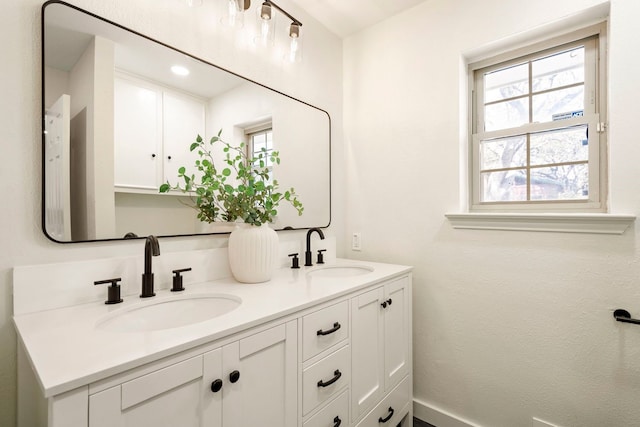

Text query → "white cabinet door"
[351,276,410,424]
[89,356,209,427]
[203,348,224,427]
[383,276,410,391]
[114,76,205,191]
[162,92,205,186]
[222,321,298,427]
[114,77,162,189]
[351,286,385,421]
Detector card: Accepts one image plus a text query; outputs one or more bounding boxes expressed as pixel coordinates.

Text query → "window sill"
[445,213,636,235]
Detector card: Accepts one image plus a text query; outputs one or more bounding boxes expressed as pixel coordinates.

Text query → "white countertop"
[14,259,411,398]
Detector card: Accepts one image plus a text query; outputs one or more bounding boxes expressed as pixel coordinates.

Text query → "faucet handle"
[172,268,192,292]
[288,253,300,269]
[317,249,326,264]
[94,278,123,305]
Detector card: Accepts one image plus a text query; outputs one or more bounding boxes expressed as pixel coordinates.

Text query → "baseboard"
[413,398,483,427]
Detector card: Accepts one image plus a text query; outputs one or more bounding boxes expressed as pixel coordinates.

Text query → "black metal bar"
[267,0,302,26]
[613,309,640,325]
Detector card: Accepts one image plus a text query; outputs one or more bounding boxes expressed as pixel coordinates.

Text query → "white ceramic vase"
[227,223,279,283]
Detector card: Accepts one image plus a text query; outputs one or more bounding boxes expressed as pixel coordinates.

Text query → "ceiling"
[287,0,427,38]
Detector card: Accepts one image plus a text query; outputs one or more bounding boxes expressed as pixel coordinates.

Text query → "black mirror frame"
[41,0,331,243]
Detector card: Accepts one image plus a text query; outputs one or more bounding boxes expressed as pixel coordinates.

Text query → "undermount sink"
[97,294,241,332]
[306,265,374,278]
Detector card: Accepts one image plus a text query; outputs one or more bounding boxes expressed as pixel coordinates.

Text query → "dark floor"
[413,417,436,427]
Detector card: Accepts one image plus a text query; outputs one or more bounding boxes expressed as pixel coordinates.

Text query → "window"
[246,125,274,184]
[469,24,607,212]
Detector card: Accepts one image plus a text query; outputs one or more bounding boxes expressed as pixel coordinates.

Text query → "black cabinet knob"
[333,416,342,427]
[229,370,240,383]
[210,379,223,393]
[381,301,387,308]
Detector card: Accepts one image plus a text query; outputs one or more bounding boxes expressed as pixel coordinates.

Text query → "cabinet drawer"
[121,356,202,410]
[303,390,349,427]
[355,375,409,427]
[303,344,350,415]
[303,301,349,360]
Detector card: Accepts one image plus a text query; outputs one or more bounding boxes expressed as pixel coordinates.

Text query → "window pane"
[532,85,584,123]
[530,164,588,200]
[530,126,588,166]
[532,47,585,92]
[484,98,529,132]
[481,169,527,202]
[480,135,527,170]
[252,133,266,151]
[484,63,529,103]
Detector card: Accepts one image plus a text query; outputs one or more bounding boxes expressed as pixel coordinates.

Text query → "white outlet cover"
[352,232,361,251]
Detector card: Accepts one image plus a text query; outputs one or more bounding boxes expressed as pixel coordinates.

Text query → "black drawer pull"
[317,322,341,336]
[381,299,392,309]
[317,369,342,388]
[210,379,223,393]
[378,407,394,423]
[229,370,240,383]
[333,415,342,427]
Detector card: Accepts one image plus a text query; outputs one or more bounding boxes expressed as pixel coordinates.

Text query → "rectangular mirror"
[42,0,331,243]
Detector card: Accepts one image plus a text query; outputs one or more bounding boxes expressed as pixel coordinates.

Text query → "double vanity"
[33,2,411,425]
[14,249,412,427]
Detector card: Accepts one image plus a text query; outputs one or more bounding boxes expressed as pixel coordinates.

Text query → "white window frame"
[468,23,608,213]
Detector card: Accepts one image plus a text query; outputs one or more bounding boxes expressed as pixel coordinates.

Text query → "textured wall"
[0,1,343,426]
[344,0,640,426]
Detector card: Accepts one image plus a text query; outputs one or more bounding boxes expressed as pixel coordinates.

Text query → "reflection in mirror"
[42,1,330,243]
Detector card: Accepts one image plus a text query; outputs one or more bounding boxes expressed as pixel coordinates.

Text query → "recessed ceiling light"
[171,65,190,76]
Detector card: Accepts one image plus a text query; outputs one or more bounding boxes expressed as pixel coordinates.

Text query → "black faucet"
[305,228,325,266]
[141,235,160,298]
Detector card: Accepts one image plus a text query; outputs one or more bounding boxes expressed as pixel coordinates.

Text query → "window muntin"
[471,29,605,211]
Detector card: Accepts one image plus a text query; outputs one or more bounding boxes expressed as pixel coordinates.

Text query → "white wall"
[344,0,640,426]
[67,35,116,240]
[0,1,343,426]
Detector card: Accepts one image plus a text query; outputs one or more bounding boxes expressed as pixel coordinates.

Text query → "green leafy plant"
[159,130,303,226]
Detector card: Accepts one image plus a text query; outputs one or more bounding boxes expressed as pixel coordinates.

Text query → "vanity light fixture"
[288,21,302,62]
[170,65,190,76]
[256,1,275,45]
[260,0,272,19]
[193,0,303,60]
[256,0,303,60]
